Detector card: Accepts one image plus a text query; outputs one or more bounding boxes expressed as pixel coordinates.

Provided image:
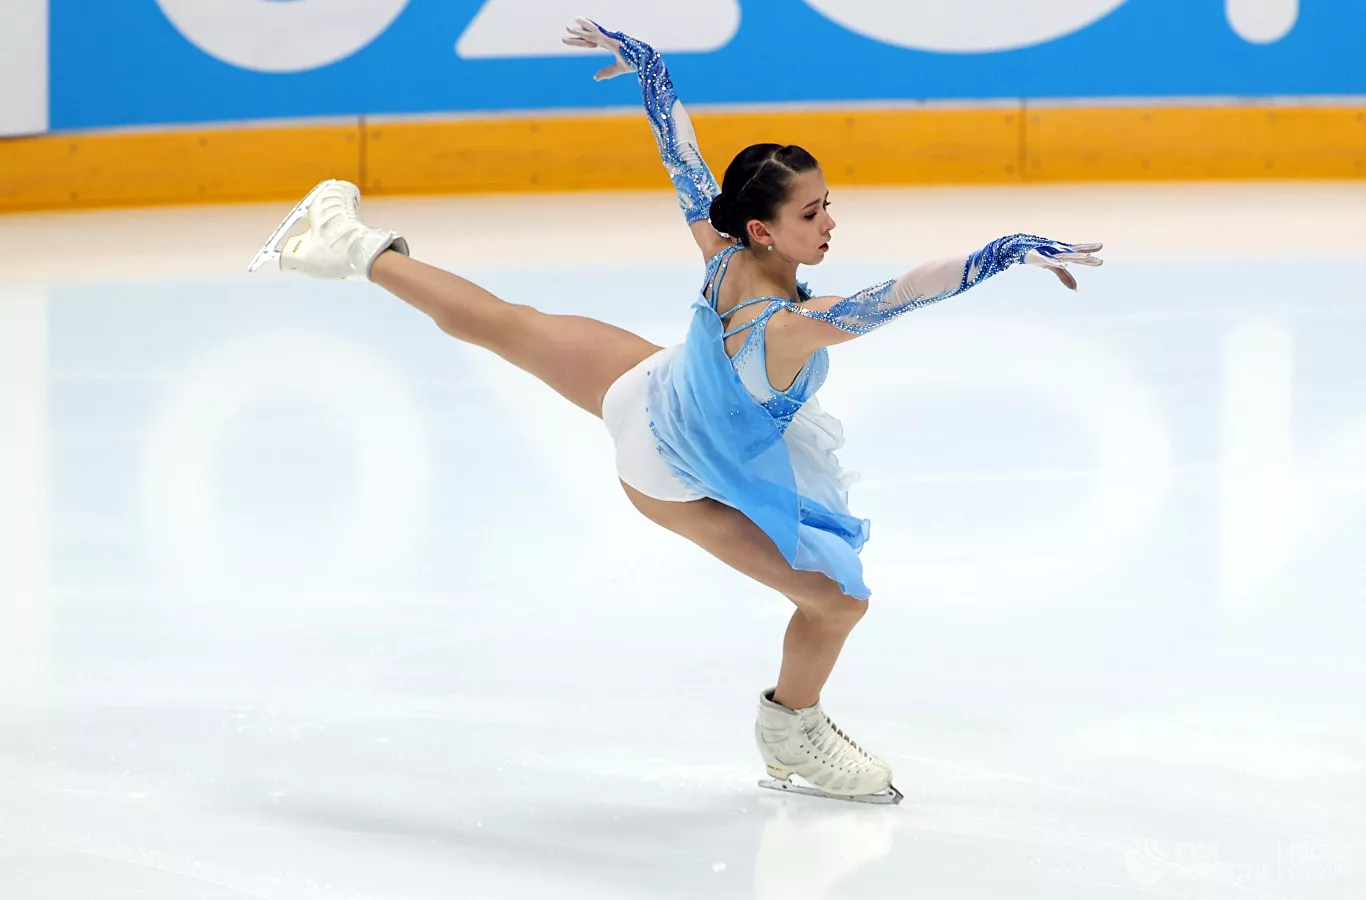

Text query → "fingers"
[563,18,601,44]
[569,17,607,41]
[1053,241,1104,267]
[1055,253,1104,267]
[594,59,633,80]
[1050,266,1079,291]
[1027,243,1101,290]
[564,17,630,79]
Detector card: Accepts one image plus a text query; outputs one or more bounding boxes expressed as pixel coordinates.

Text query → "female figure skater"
[248,18,1102,804]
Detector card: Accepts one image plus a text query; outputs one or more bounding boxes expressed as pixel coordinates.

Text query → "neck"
[743,244,801,298]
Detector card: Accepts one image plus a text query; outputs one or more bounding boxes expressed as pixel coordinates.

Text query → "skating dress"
[594,23,1088,599]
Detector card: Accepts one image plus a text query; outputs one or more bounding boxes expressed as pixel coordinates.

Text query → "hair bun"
[708,193,735,236]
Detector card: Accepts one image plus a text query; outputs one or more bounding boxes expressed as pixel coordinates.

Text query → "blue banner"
[50,0,1366,132]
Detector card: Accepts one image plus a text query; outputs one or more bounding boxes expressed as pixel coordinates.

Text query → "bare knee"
[621,485,870,628]
[793,581,868,633]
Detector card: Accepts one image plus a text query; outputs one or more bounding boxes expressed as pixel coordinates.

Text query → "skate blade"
[246,180,331,273]
[758,778,904,806]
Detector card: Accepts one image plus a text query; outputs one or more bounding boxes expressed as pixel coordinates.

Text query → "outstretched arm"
[788,235,1104,345]
[563,18,730,259]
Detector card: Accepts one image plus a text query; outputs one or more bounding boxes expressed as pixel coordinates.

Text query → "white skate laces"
[248,179,408,282]
[755,688,902,804]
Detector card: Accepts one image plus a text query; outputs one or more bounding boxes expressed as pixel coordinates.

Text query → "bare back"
[707,250,834,393]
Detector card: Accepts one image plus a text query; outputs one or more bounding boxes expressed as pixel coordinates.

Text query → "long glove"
[791,236,1104,335]
[562,18,720,225]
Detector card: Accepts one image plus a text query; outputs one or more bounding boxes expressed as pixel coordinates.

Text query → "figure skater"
[247,18,1102,804]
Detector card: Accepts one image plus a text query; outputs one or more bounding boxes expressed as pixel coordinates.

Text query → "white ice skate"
[755,688,903,805]
[247,179,408,281]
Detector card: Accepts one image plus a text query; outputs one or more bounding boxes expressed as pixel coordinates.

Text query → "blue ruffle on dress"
[584,23,1082,600]
[645,246,871,598]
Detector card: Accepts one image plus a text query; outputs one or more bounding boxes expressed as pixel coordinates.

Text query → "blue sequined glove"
[561,17,638,81]
[790,235,1104,335]
[1017,238,1104,291]
[562,17,720,225]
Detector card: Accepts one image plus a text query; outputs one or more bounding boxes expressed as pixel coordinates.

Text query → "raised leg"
[252,180,660,419]
[370,251,660,418]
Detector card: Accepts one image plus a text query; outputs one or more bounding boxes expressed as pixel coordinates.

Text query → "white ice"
[1,183,1363,899]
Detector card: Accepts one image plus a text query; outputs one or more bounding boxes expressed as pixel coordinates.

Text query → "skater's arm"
[786,235,1103,349]
[563,19,729,259]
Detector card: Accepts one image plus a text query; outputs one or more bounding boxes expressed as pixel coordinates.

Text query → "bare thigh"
[370,255,658,420]
[495,309,661,419]
[620,482,852,610]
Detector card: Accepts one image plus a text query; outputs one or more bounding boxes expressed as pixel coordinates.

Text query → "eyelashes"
[804,201,833,220]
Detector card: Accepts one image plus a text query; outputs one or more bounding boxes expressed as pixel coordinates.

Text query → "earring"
[767,244,774,252]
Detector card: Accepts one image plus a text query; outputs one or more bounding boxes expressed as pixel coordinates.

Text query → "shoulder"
[787,294,844,315]
[702,241,743,281]
[692,221,737,263]
[704,242,740,265]
[772,295,860,350]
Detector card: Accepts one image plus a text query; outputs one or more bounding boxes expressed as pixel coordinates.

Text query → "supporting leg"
[773,604,866,712]
[622,482,869,707]
[621,483,898,802]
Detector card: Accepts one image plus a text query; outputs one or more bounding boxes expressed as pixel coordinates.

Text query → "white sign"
[456,0,741,59]
[800,0,1131,53]
[155,0,410,73]
[1226,0,1300,44]
[0,0,47,136]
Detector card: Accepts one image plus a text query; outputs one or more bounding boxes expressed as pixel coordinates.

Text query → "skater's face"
[751,169,836,266]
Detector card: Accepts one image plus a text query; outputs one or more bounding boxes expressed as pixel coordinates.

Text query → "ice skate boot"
[247,179,408,281]
[755,688,903,805]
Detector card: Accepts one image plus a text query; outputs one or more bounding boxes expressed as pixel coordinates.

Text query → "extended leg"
[370,252,659,417]
[253,180,661,419]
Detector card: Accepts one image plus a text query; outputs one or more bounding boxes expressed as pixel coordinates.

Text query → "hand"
[562,17,635,81]
[1023,241,1103,291]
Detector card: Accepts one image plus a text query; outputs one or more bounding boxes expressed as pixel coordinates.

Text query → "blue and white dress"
[603,242,871,596]
[593,23,1088,599]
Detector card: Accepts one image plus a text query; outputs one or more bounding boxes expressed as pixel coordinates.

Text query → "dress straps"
[720,299,787,339]
[704,243,745,306]
[705,244,789,339]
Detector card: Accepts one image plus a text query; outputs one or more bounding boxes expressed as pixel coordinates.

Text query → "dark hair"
[707,144,820,246]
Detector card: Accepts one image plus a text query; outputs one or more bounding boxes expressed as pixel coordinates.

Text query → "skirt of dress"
[638,301,872,599]
[601,344,705,503]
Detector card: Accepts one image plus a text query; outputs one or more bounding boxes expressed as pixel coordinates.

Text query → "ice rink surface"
[1,183,1363,899]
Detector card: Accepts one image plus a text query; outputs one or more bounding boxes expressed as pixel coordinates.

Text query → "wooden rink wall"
[1,103,1363,213]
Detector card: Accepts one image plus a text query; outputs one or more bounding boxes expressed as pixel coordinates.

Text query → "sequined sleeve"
[595,25,720,225]
[788,234,1078,335]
